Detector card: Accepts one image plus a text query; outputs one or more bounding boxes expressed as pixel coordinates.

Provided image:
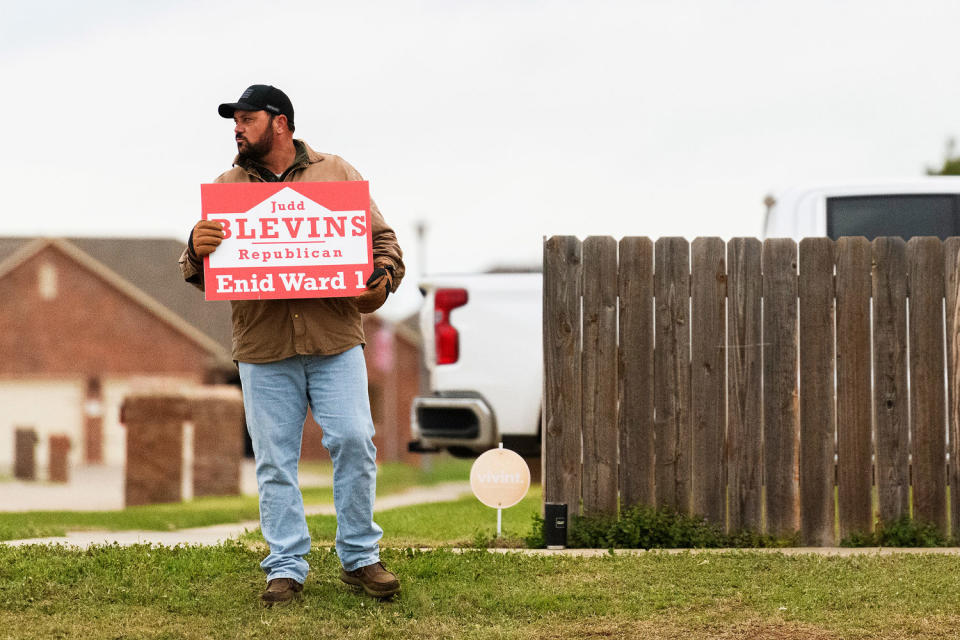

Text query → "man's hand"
[356,266,394,314]
[190,220,225,259]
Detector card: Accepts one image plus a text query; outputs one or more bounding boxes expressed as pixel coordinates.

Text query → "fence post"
[873,237,909,526]
[543,236,583,517]
[835,237,873,539]
[946,238,960,538]
[581,236,618,516]
[908,237,948,532]
[618,237,655,510]
[654,237,692,513]
[727,238,763,533]
[762,239,800,537]
[690,237,726,525]
[799,237,836,545]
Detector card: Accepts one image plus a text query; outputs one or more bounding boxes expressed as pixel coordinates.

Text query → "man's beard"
[237,128,275,162]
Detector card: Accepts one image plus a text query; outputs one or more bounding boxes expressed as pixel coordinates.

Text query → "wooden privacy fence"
[543,235,960,545]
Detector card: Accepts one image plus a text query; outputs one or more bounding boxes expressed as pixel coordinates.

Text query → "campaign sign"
[201,181,373,301]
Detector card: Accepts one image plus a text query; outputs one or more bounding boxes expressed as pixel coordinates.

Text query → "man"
[179,84,404,604]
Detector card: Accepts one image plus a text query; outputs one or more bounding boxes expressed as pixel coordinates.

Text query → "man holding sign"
[179,85,404,603]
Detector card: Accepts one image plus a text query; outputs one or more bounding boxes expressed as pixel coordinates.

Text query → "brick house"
[0,237,421,475]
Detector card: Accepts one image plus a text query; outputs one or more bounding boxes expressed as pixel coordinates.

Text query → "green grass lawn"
[5,460,960,638]
[0,459,474,542]
[2,544,959,639]
[240,487,543,549]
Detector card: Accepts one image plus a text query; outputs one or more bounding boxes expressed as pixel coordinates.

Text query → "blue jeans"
[238,346,382,583]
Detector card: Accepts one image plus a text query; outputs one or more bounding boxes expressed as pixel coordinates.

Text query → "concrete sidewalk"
[481,546,960,556]
[0,461,332,512]
[2,481,472,548]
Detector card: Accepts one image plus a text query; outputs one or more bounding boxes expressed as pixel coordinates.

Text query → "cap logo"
[240,88,255,100]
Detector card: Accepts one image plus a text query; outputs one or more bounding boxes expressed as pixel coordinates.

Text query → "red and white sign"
[201,181,373,301]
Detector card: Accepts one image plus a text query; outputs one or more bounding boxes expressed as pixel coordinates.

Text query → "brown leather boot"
[340,561,400,598]
[261,577,303,605]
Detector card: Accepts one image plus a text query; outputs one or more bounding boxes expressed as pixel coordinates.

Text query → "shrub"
[524,513,546,548]
[841,515,950,547]
[524,504,797,549]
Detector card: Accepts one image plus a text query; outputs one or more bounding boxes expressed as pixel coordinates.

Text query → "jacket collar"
[232,139,324,174]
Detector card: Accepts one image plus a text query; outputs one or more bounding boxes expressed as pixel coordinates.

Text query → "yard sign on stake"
[200,181,373,301]
[470,443,531,537]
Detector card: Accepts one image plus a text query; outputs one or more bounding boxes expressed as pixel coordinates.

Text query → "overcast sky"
[3,0,960,317]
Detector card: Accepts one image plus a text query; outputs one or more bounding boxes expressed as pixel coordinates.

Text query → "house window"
[38,263,58,300]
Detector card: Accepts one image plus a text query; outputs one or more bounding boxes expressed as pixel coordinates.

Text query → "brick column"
[83,377,105,464]
[189,387,244,497]
[14,428,38,481]
[122,393,189,506]
[48,435,71,483]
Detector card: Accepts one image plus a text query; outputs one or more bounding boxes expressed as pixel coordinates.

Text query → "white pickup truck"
[764,177,960,239]
[408,177,960,458]
[409,272,543,457]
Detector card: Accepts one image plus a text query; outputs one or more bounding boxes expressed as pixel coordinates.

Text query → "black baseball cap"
[218,85,294,127]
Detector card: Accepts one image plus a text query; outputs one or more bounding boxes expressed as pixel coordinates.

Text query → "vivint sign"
[201,182,373,301]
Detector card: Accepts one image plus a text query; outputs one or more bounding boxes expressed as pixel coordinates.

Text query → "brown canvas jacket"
[179,140,405,363]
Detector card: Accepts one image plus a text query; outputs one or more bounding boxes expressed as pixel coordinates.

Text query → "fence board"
[581,236,619,516]
[618,237,655,509]
[654,237,692,513]
[946,238,960,537]
[798,238,836,545]
[691,237,726,524]
[835,237,874,538]
[543,235,583,515]
[727,238,763,533]
[762,239,800,536]
[872,237,909,525]
[907,237,947,532]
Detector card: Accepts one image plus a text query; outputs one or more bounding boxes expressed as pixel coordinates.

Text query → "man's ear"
[276,114,289,134]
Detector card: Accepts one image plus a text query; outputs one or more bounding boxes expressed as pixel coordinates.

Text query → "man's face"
[233,109,274,161]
